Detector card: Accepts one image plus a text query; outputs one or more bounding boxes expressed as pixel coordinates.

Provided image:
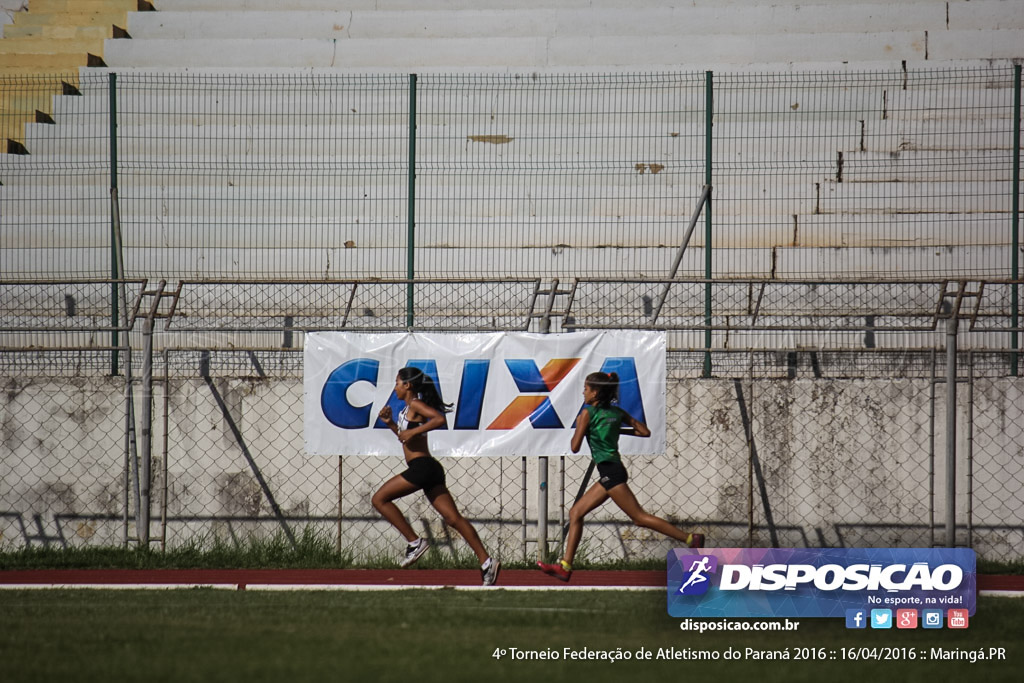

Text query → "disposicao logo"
[677,555,718,596]
[667,548,976,619]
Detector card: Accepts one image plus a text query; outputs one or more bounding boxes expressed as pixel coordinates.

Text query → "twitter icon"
[870,609,893,629]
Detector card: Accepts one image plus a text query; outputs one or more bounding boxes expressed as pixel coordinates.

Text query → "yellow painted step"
[2,24,118,41]
[1,112,56,144]
[0,67,82,81]
[0,91,57,111]
[1,80,75,149]
[1,82,72,113]
[0,53,96,68]
[13,12,130,29]
[0,66,81,78]
[2,118,28,144]
[1,0,146,152]
[0,105,60,142]
[28,0,140,12]
[0,37,108,55]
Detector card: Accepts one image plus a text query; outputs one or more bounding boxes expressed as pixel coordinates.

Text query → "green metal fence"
[3,67,1020,282]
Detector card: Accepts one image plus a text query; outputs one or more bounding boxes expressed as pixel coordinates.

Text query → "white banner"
[304,331,666,457]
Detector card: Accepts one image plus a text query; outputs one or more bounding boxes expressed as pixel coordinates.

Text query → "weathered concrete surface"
[3,374,1021,560]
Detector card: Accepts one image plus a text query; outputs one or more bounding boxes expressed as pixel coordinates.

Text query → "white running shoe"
[400,539,429,568]
[481,558,501,586]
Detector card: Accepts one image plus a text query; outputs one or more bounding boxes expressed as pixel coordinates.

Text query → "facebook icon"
[845,609,867,629]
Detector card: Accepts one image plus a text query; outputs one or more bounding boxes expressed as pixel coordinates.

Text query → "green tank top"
[584,404,625,464]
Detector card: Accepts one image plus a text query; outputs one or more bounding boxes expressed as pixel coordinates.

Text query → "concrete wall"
[106,0,1022,71]
[3,373,1021,561]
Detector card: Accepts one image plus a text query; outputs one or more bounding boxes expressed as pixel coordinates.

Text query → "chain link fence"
[968,366,1024,560]
[0,350,129,549]
[552,353,1024,566]
[2,311,1021,564]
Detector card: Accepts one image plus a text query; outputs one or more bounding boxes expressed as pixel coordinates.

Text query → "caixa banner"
[667,548,976,618]
[304,331,666,456]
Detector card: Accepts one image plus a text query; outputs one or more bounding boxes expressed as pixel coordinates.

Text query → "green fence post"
[407,73,418,329]
[1012,64,1021,376]
[704,70,714,378]
[109,72,119,375]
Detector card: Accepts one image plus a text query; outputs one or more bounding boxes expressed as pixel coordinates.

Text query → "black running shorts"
[400,456,447,492]
[596,460,628,491]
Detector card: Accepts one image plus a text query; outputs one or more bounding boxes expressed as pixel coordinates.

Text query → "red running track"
[0,569,1021,591]
[0,569,659,588]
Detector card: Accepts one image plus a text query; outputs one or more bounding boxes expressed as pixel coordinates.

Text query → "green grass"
[4,526,1022,573]
[0,528,354,570]
[0,590,1019,683]
[979,557,1024,575]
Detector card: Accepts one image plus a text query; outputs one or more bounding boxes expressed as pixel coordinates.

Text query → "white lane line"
[0,583,661,591]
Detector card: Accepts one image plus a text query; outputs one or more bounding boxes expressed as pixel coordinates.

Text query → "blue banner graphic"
[667,548,976,618]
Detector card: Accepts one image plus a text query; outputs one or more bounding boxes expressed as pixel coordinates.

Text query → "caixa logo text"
[715,562,964,592]
[321,356,646,430]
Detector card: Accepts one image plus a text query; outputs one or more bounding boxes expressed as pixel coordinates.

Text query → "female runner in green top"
[537,371,704,582]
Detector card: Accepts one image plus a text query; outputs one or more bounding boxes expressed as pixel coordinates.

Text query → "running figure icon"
[678,556,713,594]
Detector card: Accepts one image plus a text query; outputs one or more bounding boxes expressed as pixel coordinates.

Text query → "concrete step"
[574,281,964,317]
[97,28,1021,70]
[11,177,1010,223]
[791,215,1011,249]
[71,59,1024,82]
[928,29,1024,61]
[126,10,543,41]
[0,185,772,215]
[101,36,551,69]
[43,71,1016,128]
[124,4,967,41]
[1,243,1012,281]
[840,149,1015,182]
[56,80,1024,145]
[883,87,1019,122]
[0,164,765,192]
[66,91,1005,131]
[3,209,1010,252]
[715,81,1016,124]
[12,170,1005,205]
[567,31,927,69]
[772,244,1012,280]
[145,0,959,12]
[19,122,1005,164]
[818,180,1014,214]
[0,192,793,222]
[947,0,1024,31]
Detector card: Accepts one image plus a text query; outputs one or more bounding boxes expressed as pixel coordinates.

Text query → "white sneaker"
[481,558,501,586]
[400,539,429,568]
